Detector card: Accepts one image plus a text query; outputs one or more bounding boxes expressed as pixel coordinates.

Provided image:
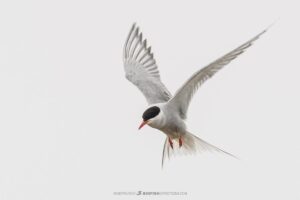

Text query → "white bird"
[123,23,266,167]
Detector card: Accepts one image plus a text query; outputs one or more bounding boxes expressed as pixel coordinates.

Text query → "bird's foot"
[168,137,173,149]
[179,136,183,148]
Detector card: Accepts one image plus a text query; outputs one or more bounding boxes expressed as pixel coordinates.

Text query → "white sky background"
[0,0,299,199]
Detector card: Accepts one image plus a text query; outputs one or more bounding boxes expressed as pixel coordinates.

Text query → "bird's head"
[138,106,161,130]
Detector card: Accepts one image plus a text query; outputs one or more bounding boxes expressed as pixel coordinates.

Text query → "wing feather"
[123,23,171,104]
[167,29,267,119]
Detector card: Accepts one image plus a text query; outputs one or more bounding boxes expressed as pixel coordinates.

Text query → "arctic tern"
[123,23,266,167]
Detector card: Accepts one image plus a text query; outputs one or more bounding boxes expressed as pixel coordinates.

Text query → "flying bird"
[123,23,266,167]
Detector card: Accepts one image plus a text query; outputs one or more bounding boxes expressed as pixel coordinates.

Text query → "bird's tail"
[162,131,236,167]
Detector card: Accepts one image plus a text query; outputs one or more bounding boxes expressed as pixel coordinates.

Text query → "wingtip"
[259,19,278,37]
[132,22,138,29]
[267,18,279,30]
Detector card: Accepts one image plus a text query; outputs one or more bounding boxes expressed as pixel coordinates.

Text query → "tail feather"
[162,132,237,167]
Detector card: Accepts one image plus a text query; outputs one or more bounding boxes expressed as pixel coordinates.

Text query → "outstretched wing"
[167,29,267,119]
[123,23,171,104]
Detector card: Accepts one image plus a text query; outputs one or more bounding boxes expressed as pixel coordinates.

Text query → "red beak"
[138,120,148,130]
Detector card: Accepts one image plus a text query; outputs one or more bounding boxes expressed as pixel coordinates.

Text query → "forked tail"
[162,132,237,167]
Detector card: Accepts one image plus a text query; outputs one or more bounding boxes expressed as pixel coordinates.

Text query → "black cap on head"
[142,106,160,121]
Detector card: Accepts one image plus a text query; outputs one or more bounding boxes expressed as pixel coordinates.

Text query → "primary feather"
[167,29,267,119]
[123,23,171,104]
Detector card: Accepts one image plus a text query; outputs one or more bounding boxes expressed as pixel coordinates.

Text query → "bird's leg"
[179,136,183,148]
[168,137,173,149]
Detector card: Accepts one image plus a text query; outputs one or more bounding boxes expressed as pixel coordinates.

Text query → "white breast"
[147,103,187,137]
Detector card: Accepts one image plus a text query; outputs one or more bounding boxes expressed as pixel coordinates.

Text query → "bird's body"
[123,23,267,167]
[146,103,187,139]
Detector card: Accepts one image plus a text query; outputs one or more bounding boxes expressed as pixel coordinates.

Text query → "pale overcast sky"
[0,0,299,199]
